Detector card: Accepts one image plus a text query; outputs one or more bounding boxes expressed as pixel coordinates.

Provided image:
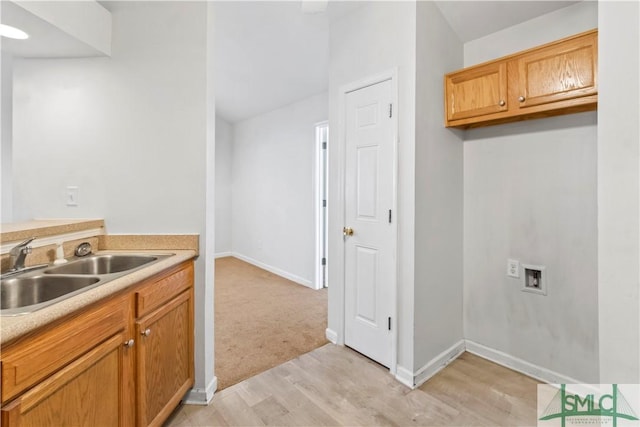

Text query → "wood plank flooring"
[166,344,541,426]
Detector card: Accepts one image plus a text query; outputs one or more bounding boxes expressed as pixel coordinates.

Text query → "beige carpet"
[214,256,328,390]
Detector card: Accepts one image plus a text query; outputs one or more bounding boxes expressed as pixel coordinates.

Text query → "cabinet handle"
[141,328,151,337]
[518,96,526,102]
[499,100,506,107]
[123,339,135,348]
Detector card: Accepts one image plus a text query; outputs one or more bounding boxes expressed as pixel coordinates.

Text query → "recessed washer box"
[522,264,547,295]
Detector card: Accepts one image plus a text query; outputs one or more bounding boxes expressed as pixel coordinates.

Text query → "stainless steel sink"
[44,254,159,275]
[1,252,172,316]
[1,276,100,314]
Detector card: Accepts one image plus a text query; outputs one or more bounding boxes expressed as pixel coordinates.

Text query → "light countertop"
[1,249,197,344]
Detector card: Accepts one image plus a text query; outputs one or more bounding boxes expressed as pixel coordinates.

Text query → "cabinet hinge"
[388,317,391,331]
[389,104,393,118]
[388,209,392,223]
[322,142,327,149]
[321,257,326,266]
[323,199,327,208]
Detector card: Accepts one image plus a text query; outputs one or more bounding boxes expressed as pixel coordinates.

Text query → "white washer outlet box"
[522,264,547,295]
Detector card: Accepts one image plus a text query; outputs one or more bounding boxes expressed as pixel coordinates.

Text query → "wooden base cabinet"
[0,260,195,427]
[136,290,193,427]
[445,29,597,128]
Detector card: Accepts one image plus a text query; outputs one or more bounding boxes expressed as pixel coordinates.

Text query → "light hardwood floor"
[166,344,540,426]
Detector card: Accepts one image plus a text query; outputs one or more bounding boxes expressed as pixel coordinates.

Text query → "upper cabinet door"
[513,31,597,109]
[445,61,508,124]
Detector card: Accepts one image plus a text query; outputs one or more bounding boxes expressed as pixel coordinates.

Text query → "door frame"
[334,68,399,375]
[314,120,329,290]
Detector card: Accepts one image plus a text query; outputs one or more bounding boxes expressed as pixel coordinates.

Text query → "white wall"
[11,1,214,399]
[327,1,417,374]
[231,93,327,287]
[597,0,640,384]
[463,1,599,382]
[1,53,12,223]
[464,1,598,65]
[413,1,464,373]
[215,116,232,256]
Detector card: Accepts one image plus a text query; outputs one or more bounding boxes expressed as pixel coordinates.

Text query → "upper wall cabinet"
[445,29,597,128]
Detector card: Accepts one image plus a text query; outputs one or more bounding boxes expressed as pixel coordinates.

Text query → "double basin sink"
[1,253,172,316]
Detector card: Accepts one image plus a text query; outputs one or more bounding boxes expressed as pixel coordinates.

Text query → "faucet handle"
[17,237,36,247]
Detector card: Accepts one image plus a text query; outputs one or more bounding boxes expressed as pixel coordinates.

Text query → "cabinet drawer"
[136,262,193,317]
[1,296,127,403]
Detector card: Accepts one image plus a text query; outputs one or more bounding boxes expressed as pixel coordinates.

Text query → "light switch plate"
[66,186,79,207]
[507,259,520,278]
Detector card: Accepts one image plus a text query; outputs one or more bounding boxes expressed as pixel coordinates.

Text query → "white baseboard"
[183,376,217,405]
[397,338,579,390]
[232,252,314,289]
[413,340,466,388]
[325,328,338,344]
[465,340,584,385]
[214,252,232,259]
[395,366,415,388]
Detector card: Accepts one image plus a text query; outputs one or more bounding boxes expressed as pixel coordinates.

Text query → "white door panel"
[344,79,394,368]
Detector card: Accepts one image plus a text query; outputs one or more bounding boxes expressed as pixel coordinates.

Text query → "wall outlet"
[66,186,79,207]
[507,259,520,278]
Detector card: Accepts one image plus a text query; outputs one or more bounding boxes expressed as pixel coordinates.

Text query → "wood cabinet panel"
[446,61,507,122]
[136,262,193,317]
[136,289,194,427]
[1,333,126,427]
[1,295,127,402]
[444,29,597,128]
[514,31,597,109]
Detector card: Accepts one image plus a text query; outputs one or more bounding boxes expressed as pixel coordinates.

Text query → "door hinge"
[322,142,327,149]
[388,209,392,223]
[389,103,393,118]
[323,199,327,208]
[388,317,391,331]
[321,257,326,266]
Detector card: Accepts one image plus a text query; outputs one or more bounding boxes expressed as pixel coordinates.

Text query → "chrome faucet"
[9,237,35,272]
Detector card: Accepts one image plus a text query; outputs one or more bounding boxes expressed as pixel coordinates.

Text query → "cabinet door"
[513,31,597,109]
[445,61,508,124]
[1,333,129,427]
[136,289,193,427]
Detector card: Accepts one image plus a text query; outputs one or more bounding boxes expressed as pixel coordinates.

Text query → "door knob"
[343,227,354,236]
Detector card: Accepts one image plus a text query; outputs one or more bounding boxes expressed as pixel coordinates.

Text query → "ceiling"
[0,1,105,58]
[215,0,581,124]
[214,1,362,123]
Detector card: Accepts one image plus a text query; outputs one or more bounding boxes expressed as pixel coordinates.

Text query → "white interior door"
[344,78,394,368]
